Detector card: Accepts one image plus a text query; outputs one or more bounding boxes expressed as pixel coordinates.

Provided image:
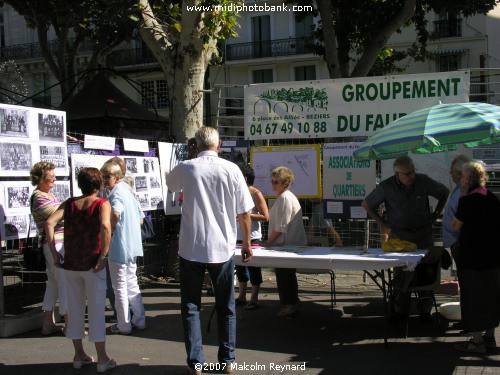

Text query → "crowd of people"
[27,126,500,374]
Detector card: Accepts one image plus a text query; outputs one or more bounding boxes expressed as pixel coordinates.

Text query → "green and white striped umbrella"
[353,102,500,161]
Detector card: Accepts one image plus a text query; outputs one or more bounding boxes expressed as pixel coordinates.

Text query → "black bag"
[141,217,155,241]
[22,220,46,271]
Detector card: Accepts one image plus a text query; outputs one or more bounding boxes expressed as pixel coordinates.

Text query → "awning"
[429,48,469,56]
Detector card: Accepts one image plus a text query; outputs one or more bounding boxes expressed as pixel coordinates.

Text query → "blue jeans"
[179,256,236,368]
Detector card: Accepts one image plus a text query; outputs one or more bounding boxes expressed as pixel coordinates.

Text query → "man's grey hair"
[393,156,414,173]
[195,126,219,150]
[451,154,472,172]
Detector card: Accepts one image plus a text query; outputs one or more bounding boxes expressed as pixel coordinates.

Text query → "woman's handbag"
[141,216,155,241]
[22,217,46,271]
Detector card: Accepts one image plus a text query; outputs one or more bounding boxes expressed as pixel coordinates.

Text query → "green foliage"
[292,0,499,77]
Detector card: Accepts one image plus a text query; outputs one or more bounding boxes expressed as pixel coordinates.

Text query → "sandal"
[244,301,259,310]
[235,298,247,306]
[73,356,94,369]
[455,339,486,354]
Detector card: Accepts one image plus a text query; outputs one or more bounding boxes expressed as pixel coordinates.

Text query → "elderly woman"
[29,161,66,336]
[452,161,500,354]
[100,162,145,335]
[45,168,116,372]
[262,166,307,317]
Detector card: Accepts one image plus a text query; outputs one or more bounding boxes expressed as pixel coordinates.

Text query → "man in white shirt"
[166,127,253,375]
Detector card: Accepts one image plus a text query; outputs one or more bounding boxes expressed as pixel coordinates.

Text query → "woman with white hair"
[452,160,500,354]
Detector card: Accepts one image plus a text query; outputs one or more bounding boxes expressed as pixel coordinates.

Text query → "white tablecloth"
[234,246,426,271]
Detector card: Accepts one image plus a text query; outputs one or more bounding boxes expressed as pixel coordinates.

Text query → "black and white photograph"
[38,112,64,142]
[125,157,138,173]
[0,142,32,175]
[52,181,71,203]
[70,153,111,197]
[150,195,163,210]
[135,176,148,192]
[40,145,67,168]
[143,158,150,173]
[7,186,30,210]
[0,107,29,138]
[150,176,161,189]
[138,194,149,209]
[4,215,28,239]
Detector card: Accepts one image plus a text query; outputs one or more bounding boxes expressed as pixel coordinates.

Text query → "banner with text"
[322,143,375,200]
[244,71,469,140]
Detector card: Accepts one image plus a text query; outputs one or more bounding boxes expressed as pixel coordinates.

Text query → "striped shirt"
[30,190,64,244]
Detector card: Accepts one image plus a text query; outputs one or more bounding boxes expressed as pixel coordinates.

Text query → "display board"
[250,144,321,198]
[158,142,187,215]
[0,181,70,240]
[71,154,163,211]
[245,71,469,140]
[322,142,376,200]
[0,103,69,176]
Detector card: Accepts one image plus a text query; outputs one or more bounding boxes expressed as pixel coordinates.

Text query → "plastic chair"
[296,236,336,310]
[404,257,442,337]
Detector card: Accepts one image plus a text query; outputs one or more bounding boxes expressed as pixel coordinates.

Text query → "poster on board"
[250,144,321,198]
[158,142,187,215]
[0,104,69,176]
[322,143,376,200]
[71,154,163,210]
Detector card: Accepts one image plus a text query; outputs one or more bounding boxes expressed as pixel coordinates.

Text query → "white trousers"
[42,242,67,315]
[109,259,146,331]
[64,268,107,343]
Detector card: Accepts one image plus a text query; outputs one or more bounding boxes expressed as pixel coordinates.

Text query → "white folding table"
[234,246,427,347]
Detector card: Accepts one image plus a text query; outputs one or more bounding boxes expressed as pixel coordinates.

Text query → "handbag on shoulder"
[141,216,155,241]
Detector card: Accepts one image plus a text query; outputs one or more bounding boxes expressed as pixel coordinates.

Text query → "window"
[140,80,168,109]
[434,12,462,38]
[294,65,316,81]
[438,54,460,72]
[295,14,314,38]
[251,15,271,58]
[252,69,273,83]
[33,73,51,108]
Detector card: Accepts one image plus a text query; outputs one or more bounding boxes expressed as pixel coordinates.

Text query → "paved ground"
[1,269,499,375]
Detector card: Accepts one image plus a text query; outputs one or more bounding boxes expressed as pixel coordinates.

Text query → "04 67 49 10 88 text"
[249,121,327,136]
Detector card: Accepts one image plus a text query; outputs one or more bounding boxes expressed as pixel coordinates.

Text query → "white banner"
[244,71,470,140]
[322,143,376,200]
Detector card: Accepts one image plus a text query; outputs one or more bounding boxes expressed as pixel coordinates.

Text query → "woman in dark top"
[452,161,500,354]
[45,168,116,372]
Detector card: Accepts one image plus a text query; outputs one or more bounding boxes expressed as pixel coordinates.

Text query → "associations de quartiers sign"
[244,71,470,140]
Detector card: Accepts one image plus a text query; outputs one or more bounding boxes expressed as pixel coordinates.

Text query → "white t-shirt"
[268,190,307,246]
[166,150,254,263]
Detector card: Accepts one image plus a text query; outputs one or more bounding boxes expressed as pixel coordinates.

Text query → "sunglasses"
[271,179,282,185]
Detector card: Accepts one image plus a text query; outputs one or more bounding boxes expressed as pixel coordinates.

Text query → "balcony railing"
[225,36,315,61]
[0,40,157,68]
[433,19,462,38]
[0,39,96,62]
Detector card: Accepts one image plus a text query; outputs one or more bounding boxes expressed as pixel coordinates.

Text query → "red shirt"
[63,198,107,271]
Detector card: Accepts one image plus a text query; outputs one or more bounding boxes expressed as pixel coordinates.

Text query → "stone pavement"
[1,269,499,375]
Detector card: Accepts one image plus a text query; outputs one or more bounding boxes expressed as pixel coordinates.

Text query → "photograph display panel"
[0,103,68,176]
[71,154,163,211]
[158,142,188,215]
[1,181,34,215]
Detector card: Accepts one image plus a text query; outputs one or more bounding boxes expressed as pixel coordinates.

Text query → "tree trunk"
[317,0,341,79]
[350,0,416,77]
